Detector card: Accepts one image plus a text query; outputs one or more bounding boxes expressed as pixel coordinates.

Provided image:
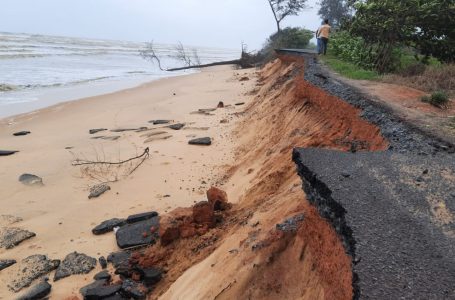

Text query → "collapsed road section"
[290,51,455,299]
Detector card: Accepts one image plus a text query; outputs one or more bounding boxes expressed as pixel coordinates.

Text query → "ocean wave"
[0,84,18,92]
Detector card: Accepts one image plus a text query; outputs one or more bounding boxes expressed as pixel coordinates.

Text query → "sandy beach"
[0,65,256,299]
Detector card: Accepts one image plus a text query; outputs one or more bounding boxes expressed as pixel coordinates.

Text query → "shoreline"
[0,71,194,121]
[0,64,255,299]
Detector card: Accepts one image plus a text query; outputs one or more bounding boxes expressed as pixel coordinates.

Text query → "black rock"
[126,212,158,224]
[88,184,111,199]
[341,172,351,178]
[17,281,51,300]
[0,150,18,156]
[114,263,131,278]
[150,120,171,125]
[168,123,185,130]
[140,267,162,287]
[0,259,16,271]
[89,128,108,134]
[99,256,108,269]
[18,174,43,186]
[121,279,147,299]
[103,295,127,300]
[235,102,245,106]
[107,252,131,268]
[80,279,108,297]
[92,218,126,235]
[94,270,111,281]
[54,252,97,281]
[188,137,212,146]
[13,131,31,136]
[115,217,159,249]
[85,284,121,300]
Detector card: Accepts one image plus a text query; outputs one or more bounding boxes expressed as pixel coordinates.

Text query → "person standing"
[315,21,324,54]
[316,19,331,55]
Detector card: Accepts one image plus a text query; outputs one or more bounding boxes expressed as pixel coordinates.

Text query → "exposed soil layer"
[293,148,455,299]
[301,54,455,155]
[151,56,393,299]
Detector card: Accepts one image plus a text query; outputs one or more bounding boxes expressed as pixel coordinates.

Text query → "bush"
[421,91,450,108]
[330,31,376,70]
[260,27,313,62]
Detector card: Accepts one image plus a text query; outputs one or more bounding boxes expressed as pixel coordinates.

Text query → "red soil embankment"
[133,55,388,300]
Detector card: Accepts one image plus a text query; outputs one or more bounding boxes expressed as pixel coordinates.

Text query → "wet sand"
[0,65,255,299]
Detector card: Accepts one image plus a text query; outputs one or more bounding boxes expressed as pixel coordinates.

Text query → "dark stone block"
[0,259,16,271]
[13,131,31,136]
[94,270,111,281]
[18,174,43,186]
[92,218,126,235]
[17,281,51,300]
[126,212,158,224]
[168,123,185,130]
[116,217,159,249]
[80,279,108,297]
[120,279,147,299]
[85,284,121,300]
[188,137,211,146]
[54,252,97,281]
[107,252,131,268]
[138,267,162,287]
[0,150,18,156]
[99,256,108,269]
[150,120,171,125]
[89,128,108,134]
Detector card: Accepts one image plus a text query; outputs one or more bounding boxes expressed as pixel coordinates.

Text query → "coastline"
[0,65,255,299]
[0,71,194,120]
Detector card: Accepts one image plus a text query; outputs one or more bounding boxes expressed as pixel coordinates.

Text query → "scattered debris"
[220,119,229,124]
[239,76,250,81]
[207,187,231,211]
[235,102,245,106]
[140,131,168,138]
[0,227,36,249]
[92,218,126,235]
[84,284,122,299]
[88,184,111,199]
[8,254,60,292]
[111,128,147,133]
[144,135,172,143]
[80,279,109,298]
[121,279,147,299]
[18,174,43,186]
[91,135,121,141]
[126,212,159,224]
[188,137,212,146]
[116,217,159,249]
[99,256,108,269]
[217,101,225,108]
[89,128,107,134]
[54,252,97,281]
[168,123,185,130]
[16,281,51,300]
[0,259,16,271]
[107,251,131,268]
[150,120,171,125]
[276,214,305,232]
[0,150,18,156]
[13,131,31,136]
[93,270,111,281]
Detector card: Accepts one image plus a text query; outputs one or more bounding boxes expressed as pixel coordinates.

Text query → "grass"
[320,53,380,80]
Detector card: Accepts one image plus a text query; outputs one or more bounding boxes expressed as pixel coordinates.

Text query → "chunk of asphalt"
[85,284,122,300]
[168,123,185,130]
[106,252,131,268]
[150,120,171,125]
[88,184,111,199]
[94,270,111,281]
[121,279,147,299]
[99,256,108,269]
[115,217,159,249]
[188,137,212,146]
[18,174,43,186]
[0,259,16,271]
[79,279,108,298]
[0,227,36,249]
[16,281,52,300]
[89,128,108,134]
[92,218,126,235]
[13,131,31,136]
[8,255,60,292]
[0,150,18,156]
[54,252,97,281]
[126,212,158,224]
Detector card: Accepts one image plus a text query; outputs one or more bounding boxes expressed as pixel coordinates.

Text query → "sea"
[0,32,240,118]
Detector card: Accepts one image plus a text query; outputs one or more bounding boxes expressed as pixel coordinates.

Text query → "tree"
[260,27,314,61]
[318,0,352,28]
[267,0,308,33]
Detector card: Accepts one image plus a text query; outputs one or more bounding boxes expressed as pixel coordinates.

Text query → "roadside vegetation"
[315,0,454,101]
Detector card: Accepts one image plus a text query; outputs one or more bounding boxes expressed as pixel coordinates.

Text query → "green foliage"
[330,31,376,70]
[421,91,450,108]
[321,54,380,80]
[348,0,455,73]
[318,0,352,28]
[260,27,313,60]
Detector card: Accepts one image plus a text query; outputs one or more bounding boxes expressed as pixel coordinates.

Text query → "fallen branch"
[72,147,150,166]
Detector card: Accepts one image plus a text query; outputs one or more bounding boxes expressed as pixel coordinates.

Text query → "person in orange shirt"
[316,19,331,55]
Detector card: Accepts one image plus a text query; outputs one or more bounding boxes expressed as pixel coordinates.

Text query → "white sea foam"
[0,32,239,117]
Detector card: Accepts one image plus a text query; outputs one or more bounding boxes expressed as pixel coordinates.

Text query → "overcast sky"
[0,0,321,50]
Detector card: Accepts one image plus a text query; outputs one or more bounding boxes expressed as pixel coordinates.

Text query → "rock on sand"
[18,174,43,186]
[54,252,97,281]
[188,137,212,146]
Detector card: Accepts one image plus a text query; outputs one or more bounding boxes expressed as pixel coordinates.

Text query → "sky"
[0,0,321,50]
